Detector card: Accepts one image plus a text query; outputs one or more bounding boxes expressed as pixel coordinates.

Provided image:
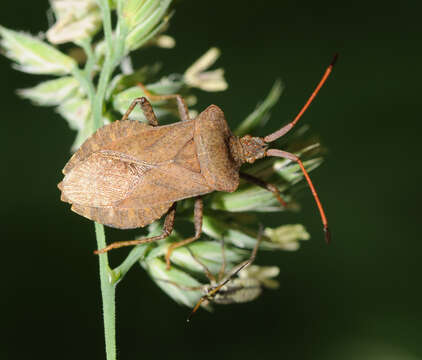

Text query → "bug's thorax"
[230,135,268,165]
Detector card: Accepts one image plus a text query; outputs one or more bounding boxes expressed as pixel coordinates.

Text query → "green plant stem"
[72,67,95,105]
[95,222,117,360]
[92,55,113,130]
[98,0,113,52]
[91,3,122,360]
[79,39,96,79]
[89,3,164,358]
[92,58,117,360]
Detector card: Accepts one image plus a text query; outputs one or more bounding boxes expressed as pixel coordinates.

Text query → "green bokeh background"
[1,1,420,359]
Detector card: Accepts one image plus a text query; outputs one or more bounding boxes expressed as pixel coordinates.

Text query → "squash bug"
[58,55,337,267]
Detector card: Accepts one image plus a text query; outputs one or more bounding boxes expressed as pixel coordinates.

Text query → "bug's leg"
[266,148,330,243]
[137,82,190,122]
[186,247,216,283]
[120,96,159,126]
[94,203,176,254]
[217,238,226,281]
[165,197,203,269]
[218,226,263,283]
[154,278,203,291]
[239,172,287,207]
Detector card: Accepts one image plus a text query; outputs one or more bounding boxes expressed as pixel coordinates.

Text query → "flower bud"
[123,0,173,52]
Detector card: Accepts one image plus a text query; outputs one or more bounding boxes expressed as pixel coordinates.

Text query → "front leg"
[239,172,287,207]
[121,97,159,126]
[137,82,191,122]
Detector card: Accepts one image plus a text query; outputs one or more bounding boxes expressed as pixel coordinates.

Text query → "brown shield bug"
[58,55,337,267]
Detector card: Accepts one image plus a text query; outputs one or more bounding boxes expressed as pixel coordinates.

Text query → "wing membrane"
[60,119,215,229]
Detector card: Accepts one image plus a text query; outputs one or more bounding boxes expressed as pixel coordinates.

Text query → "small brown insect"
[155,228,268,321]
[59,56,337,267]
[185,228,265,321]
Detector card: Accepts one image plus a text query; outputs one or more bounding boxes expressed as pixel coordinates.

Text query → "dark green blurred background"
[1,1,420,359]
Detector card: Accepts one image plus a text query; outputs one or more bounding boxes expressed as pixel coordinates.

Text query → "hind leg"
[121,97,159,126]
[94,203,177,254]
[165,197,203,269]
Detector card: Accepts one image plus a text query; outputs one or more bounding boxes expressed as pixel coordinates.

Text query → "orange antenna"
[266,148,330,243]
[187,297,205,322]
[264,54,338,143]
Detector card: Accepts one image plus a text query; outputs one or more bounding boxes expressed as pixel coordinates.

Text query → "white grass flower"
[184,48,228,92]
[154,34,175,48]
[238,265,280,289]
[0,26,76,75]
[265,224,310,251]
[17,77,80,106]
[49,0,98,19]
[57,96,91,131]
[46,8,102,44]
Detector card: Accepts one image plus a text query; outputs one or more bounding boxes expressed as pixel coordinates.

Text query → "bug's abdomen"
[214,278,262,304]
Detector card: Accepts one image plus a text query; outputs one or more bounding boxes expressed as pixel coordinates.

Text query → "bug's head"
[237,130,291,164]
[237,135,268,164]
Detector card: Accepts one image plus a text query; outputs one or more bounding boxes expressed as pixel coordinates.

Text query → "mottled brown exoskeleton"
[59,56,337,267]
